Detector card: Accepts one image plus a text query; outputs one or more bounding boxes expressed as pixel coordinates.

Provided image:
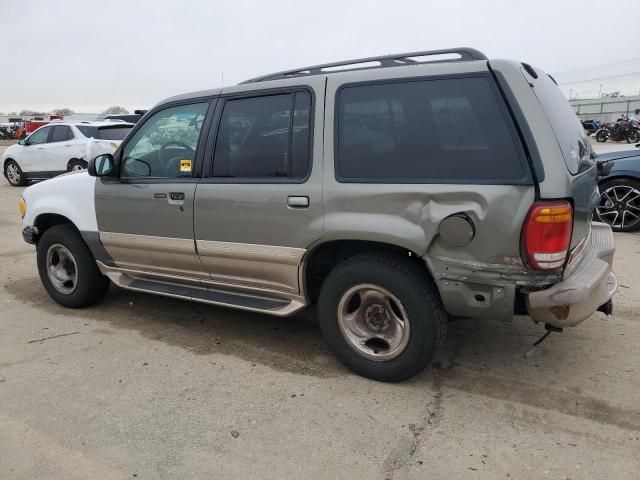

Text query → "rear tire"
[37,224,110,308]
[67,159,88,172]
[318,253,447,382]
[4,160,27,186]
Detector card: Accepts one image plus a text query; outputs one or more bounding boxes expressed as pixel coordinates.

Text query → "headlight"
[19,198,26,218]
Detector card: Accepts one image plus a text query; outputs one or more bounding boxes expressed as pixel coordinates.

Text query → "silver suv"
[19,48,617,381]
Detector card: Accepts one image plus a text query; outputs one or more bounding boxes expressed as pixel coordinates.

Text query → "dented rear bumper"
[525,222,617,328]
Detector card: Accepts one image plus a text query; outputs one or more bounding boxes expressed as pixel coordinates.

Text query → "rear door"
[94,100,213,279]
[193,79,325,295]
[47,125,76,175]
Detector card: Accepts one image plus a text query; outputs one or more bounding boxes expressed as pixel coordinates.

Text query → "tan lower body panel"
[97,262,307,317]
[99,232,209,279]
[96,233,308,316]
[196,239,306,294]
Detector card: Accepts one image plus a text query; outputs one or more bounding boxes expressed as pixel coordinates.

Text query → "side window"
[28,126,51,145]
[121,103,208,179]
[51,126,72,143]
[336,77,527,182]
[212,91,312,179]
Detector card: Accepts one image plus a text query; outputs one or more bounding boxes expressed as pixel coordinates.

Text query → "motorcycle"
[595,115,640,143]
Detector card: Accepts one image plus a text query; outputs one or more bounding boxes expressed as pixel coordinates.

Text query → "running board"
[100,267,306,316]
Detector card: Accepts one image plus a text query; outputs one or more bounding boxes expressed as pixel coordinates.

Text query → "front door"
[194,80,325,295]
[95,100,212,280]
[21,126,52,175]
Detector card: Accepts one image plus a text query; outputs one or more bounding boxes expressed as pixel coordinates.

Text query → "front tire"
[625,130,640,144]
[4,160,27,186]
[318,253,447,382]
[37,224,110,308]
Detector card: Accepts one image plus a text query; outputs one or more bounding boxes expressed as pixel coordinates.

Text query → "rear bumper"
[525,222,617,328]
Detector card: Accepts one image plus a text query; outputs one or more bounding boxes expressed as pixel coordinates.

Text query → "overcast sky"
[1,0,639,113]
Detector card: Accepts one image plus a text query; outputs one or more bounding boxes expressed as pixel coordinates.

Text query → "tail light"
[522,201,573,270]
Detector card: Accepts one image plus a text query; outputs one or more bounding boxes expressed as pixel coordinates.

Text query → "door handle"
[168,192,185,205]
[287,195,309,208]
[37,147,44,150]
[64,144,72,147]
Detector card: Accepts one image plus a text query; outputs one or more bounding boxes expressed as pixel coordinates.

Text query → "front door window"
[28,126,51,145]
[121,103,209,179]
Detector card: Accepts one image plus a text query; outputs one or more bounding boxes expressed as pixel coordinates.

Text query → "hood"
[596,149,640,162]
[1,143,20,158]
[23,170,90,196]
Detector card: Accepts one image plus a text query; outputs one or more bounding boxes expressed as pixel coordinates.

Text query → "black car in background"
[596,145,640,231]
[582,119,601,135]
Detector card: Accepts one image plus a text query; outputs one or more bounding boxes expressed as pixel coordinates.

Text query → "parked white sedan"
[2,121,134,186]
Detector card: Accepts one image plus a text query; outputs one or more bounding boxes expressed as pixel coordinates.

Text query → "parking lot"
[1,144,639,479]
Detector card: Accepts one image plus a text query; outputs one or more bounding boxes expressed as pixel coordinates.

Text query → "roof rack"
[241,47,487,84]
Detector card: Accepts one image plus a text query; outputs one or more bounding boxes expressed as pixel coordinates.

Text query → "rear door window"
[77,125,133,140]
[336,76,528,183]
[212,91,312,179]
[50,125,73,142]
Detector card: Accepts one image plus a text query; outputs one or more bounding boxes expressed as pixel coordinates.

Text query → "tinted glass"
[77,125,133,140]
[51,126,72,143]
[121,103,208,179]
[527,69,592,175]
[336,77,527,182]
[292,92,312,178]
[213,92,312,179]
[28,126,50,145]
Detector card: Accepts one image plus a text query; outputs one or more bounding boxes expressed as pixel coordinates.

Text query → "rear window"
[336,76,528,183]
[525,69,592,175]
[77,125,132,140]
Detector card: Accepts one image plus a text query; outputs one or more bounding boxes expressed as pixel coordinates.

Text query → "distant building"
[570,95,640,123]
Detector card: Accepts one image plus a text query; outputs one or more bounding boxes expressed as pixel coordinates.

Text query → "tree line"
[0,106,130,116]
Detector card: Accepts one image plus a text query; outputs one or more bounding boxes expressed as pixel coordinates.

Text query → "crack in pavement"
[381,371,445,480]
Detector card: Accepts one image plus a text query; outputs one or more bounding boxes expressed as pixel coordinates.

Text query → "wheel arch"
[34,213,79,238]
[3,157,17,171]
[599,174,640,185]
[302,239,433,304]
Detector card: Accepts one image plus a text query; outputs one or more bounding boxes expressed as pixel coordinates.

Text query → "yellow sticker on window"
[180,159,192,172]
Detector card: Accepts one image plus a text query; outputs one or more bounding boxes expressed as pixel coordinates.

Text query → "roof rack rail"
[240,47,487,84]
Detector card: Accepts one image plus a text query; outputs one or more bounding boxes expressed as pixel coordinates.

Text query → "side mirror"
[88,153,116,177]
[18,138,27,146]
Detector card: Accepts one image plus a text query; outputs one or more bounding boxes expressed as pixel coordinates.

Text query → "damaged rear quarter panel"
[320,182,551,320]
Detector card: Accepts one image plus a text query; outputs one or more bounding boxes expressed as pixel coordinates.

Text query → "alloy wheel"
[597,184,640,230]
[6,164,20,185]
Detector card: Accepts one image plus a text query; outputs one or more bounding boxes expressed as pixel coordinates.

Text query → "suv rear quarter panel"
[490,60,600,249]
[322,62,541,320]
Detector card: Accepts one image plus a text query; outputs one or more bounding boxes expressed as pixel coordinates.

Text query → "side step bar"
[97,262,306,317]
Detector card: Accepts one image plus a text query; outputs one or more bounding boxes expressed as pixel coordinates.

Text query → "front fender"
[22,172,97,232]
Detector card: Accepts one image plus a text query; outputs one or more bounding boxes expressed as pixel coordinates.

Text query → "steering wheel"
[159,141,195,176]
